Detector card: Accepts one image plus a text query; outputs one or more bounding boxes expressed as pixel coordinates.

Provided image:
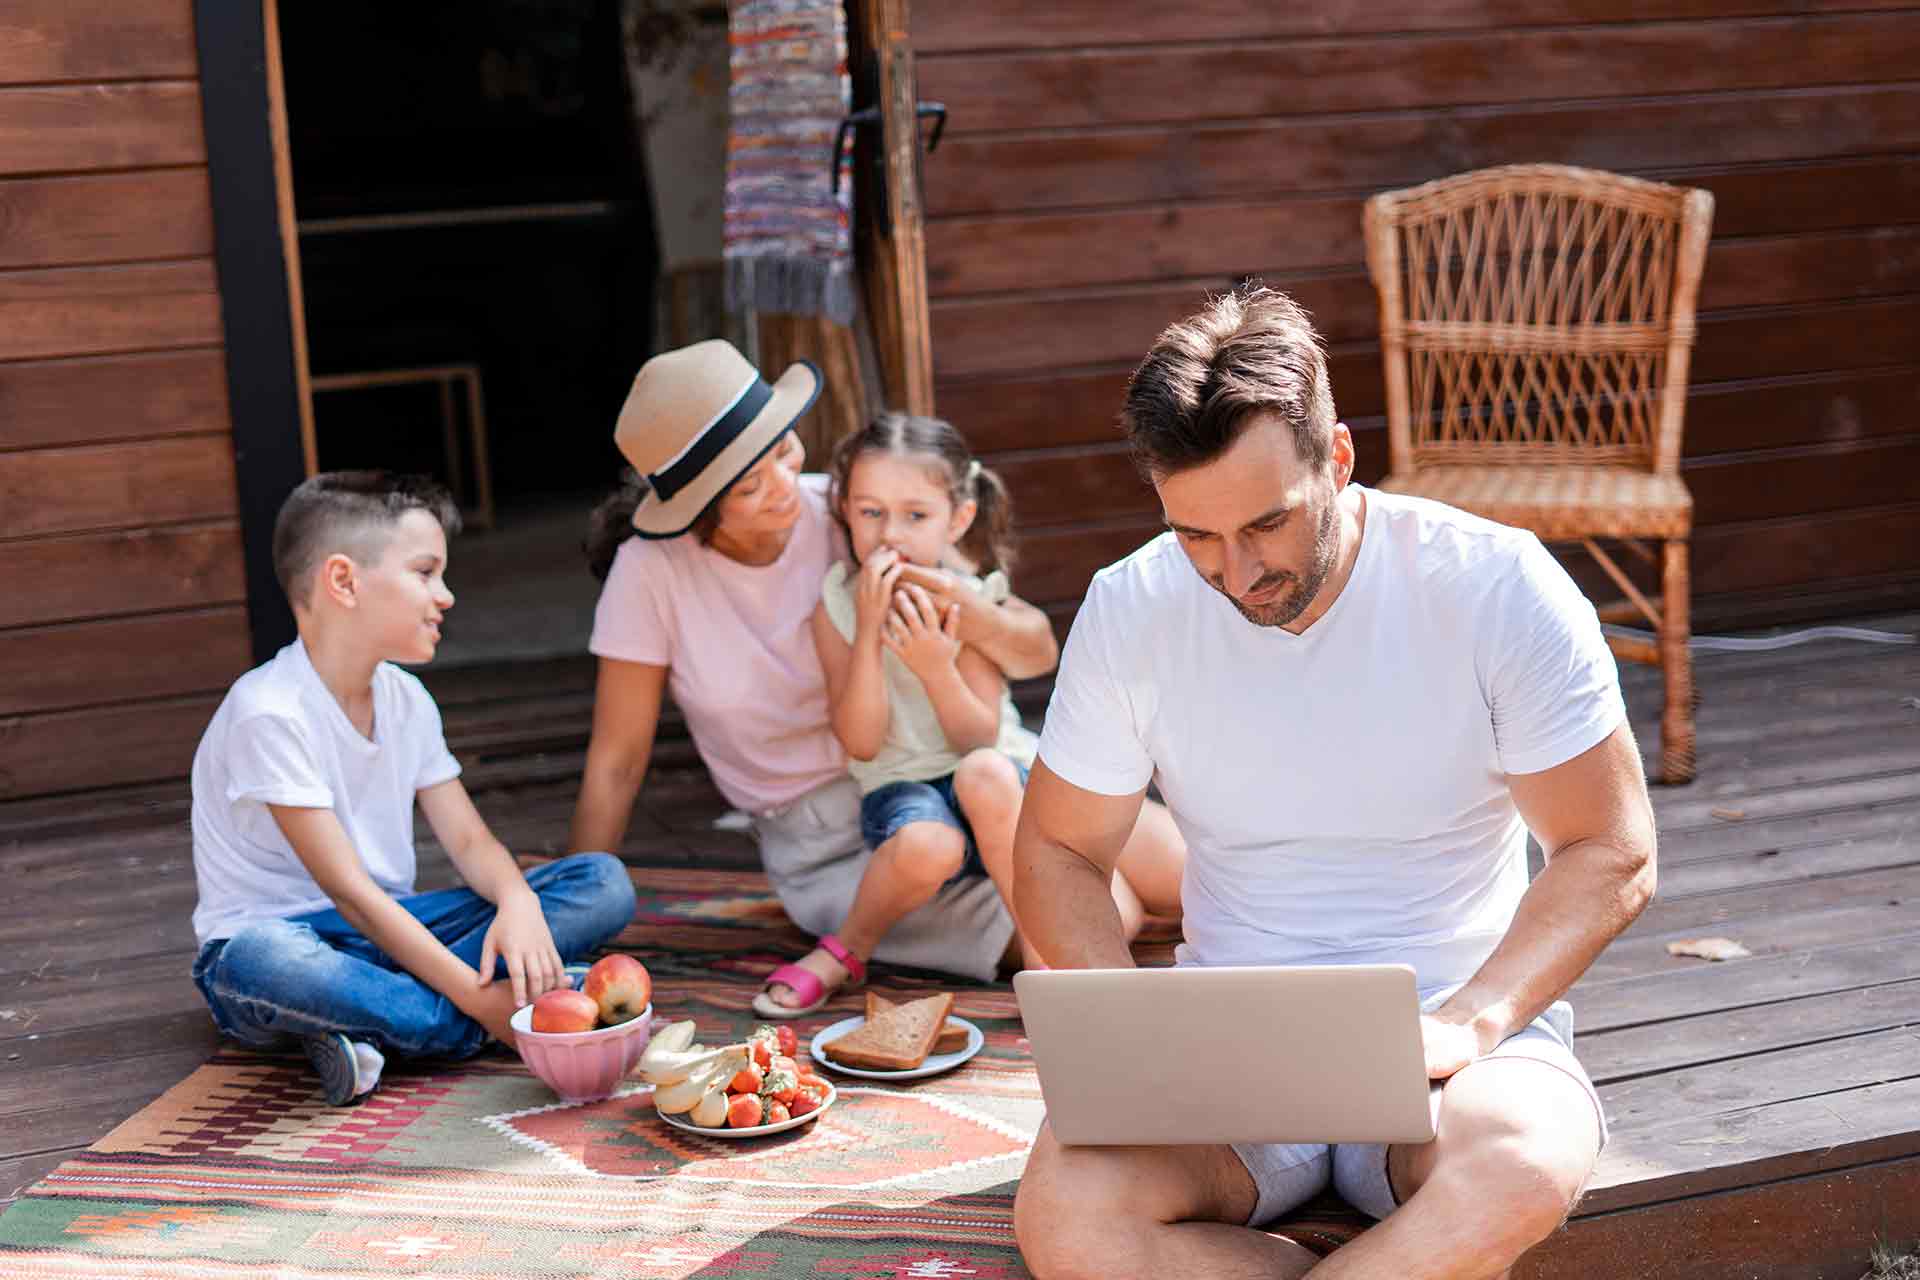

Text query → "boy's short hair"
[1121,285,1337,479]
[273,471,461,608]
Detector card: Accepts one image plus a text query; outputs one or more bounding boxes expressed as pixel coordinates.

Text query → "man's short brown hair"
[1121,286,1337,479]
[273,470,460,608]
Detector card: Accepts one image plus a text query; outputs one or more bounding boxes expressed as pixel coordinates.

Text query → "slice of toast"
[826,992,954,1071]
[866,992,968,1054]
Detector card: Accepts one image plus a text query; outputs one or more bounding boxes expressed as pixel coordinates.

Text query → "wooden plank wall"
[913,4,1920,625]
[0,1,249,799]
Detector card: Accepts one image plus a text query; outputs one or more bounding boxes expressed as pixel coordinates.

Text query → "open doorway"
[275,1,734,667]
[246,0,930,668]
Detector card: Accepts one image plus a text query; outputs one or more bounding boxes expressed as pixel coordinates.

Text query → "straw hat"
[614,340,822,538]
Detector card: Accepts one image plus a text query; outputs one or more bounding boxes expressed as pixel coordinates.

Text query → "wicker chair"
[1363,164,1715,783]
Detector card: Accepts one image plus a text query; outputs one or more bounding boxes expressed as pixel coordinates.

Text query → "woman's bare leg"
[1115,798,1186,920]
[765,820,965,1008]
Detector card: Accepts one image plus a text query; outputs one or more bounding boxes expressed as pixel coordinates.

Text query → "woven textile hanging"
[723,0,855,324]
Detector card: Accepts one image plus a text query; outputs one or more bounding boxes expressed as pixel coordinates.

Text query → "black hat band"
[647,375,775,502]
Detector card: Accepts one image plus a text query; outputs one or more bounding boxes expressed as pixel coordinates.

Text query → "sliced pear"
[639,1038,746,1088]
[634,1021,702,1083]
[689,1085,729,1127]
[653,1049,746,1114]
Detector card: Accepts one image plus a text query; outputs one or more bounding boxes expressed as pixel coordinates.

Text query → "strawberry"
[727,1092,764,1128]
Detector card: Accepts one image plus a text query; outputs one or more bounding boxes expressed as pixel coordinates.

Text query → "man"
[1011,287,1656,1279]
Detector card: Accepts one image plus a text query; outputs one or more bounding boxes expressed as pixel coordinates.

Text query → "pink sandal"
[752,934,867,1020]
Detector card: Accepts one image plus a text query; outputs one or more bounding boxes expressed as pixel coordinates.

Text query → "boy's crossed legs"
[193,853,635,1099]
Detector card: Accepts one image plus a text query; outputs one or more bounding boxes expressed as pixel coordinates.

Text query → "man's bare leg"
[1308,1058,1600,1279]
[1016,1123,1320,1280]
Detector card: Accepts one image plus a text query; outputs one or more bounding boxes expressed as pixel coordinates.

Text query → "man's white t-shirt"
[190,639,463,945]
[1037,487,1625,991]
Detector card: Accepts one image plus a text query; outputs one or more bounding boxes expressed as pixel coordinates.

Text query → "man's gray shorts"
[1233,989,1607,1226]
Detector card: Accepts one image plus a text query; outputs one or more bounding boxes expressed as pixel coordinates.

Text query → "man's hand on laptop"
[1419,1014,1484,1080]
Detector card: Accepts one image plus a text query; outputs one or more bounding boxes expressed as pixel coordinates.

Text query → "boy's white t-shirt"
[1037,486,1626,991]
[190,639,463,946]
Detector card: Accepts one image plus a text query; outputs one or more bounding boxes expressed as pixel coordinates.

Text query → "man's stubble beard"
[1219,488,1341,629]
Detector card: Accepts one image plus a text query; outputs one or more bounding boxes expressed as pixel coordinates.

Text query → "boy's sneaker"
[304,1033,384,1107]
[564,962,592,990]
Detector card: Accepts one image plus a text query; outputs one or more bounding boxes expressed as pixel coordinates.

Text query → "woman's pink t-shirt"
[588,473,848,814]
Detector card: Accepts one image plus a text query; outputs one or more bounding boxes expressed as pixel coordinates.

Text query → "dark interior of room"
[280,0,655,506]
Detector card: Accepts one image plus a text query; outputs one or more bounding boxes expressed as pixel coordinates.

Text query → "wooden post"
[853,0,934,416]
[756,312,867,463]
[261,0,316,478]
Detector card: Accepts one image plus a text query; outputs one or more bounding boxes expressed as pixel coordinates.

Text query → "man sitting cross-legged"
[1010,287,1656,1280]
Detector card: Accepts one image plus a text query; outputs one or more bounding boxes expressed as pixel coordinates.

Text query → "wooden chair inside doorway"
[1363,164,1715,783]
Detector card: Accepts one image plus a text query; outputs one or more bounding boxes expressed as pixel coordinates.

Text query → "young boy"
[189,471,636,1105]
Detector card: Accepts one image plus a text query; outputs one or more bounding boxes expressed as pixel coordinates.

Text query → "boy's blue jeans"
[191,852,636,1062]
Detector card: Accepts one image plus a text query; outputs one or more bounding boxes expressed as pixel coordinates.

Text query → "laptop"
[1013,964,1435,1146]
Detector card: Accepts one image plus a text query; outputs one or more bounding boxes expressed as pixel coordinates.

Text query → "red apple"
[582,953,652,1026]
[529,987,599,1034]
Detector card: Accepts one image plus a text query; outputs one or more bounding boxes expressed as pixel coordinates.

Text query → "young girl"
[796,413,1135,992]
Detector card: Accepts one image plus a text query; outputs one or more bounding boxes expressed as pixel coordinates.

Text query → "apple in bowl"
[582,953,652,1026]
[511,955,657,1103]
[529,987,600,1034]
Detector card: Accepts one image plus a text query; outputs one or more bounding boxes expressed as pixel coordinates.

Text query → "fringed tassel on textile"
[723,0,855,325]
[725,254,857,327]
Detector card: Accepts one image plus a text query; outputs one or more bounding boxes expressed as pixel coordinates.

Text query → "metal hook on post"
[829,101,948,201]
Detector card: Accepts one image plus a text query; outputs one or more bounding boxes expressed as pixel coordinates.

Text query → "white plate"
[809,1014,984,1080]
[657,1081,837,1138]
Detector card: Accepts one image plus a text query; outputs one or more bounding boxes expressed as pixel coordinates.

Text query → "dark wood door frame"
[194,0,311,661]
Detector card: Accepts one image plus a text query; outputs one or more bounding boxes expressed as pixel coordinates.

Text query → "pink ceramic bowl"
[509,1002,653,1103]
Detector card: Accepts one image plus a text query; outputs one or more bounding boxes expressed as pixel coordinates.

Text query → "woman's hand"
[894,562,994,647]
[894,561,1060,680]
[854,549,905,639]
[884,581,963,679]
[478,886,566,1008]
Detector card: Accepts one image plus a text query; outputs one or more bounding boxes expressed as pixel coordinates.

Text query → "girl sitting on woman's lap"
[757,414,1136,1016]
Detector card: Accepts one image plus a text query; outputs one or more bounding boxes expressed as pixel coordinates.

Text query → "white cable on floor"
[1602,623,1918,653]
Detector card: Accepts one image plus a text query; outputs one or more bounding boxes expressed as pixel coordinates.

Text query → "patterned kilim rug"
[0,868,1365,1278]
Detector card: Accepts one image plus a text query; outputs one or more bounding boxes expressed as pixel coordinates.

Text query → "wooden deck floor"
[2,615,1917,1277]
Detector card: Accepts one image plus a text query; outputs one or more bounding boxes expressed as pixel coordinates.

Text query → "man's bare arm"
[1012,759,1147,969]
[1429,725,1657,1066]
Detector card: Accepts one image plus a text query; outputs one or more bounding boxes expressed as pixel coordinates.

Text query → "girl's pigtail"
[960,458,1017,581]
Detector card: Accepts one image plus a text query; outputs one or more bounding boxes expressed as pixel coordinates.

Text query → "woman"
[568,339,1184,1013]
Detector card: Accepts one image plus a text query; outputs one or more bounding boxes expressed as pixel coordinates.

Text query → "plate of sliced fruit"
[640,1020,838,1136]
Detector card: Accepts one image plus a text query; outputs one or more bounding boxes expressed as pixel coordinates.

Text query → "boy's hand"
[883,582,963,678]
[478,886,566,1008]
[853,550,904,639]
